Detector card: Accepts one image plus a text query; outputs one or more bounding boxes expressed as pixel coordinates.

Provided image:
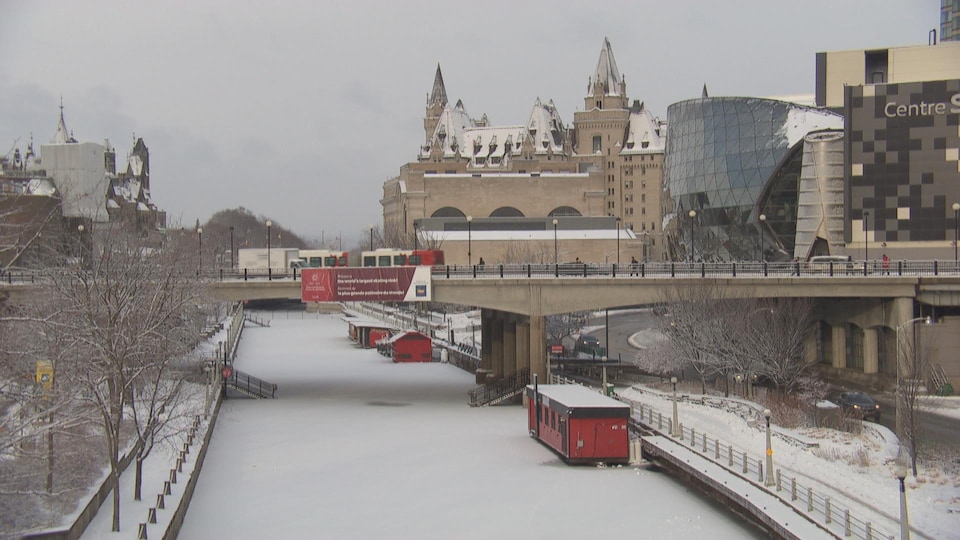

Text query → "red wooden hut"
[383,331,433,363]
[525,383,630,464]
[342,317,395,349]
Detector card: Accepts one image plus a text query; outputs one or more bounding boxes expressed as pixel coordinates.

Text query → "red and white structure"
[525,383,630,464]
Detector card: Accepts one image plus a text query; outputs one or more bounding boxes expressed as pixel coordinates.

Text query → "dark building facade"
[845,79,960,259]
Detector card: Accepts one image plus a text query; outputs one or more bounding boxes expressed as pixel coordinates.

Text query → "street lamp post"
[688,210,697,262]
[197,227,203,276]
[369,224,374,251]
[229,226,235,270]
[552,218,559,266]
[466,216,473,266]
[758,213,766,261]
[615,217,621,267]
[864,211,870,262]
[895,315,931,462]
[77,224,84,267]
[952,202,959,266]
[670,376,680,437]
[896,467,910,540]
[266,220,273,279]
[413,221,419,252]
[735,373,743,397]
[763,409,774,486]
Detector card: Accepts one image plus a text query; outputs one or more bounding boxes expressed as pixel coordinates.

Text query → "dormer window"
[438,125,447,141]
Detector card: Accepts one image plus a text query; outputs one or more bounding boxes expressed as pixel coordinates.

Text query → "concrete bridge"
[204,262,960,389]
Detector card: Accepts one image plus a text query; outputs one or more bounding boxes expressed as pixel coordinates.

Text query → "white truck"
[237,248,304,273]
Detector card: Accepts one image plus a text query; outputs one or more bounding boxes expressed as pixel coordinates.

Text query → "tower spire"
[53,95,75,144]
[429,64,448,107]
[591,37,623,96]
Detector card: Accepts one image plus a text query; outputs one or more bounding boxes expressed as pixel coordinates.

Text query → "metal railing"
[468,368,529,407]
[623,397,896,540]
[226,368,278,399]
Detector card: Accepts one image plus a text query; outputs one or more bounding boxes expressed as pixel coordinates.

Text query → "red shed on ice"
[526,384,630,464]
[342,317,395,349]
[383,331,432,363]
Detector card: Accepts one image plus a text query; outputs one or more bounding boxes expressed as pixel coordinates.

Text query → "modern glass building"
[662,97,843,262]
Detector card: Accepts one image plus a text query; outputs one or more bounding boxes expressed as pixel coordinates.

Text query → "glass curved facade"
[662,97,843,262]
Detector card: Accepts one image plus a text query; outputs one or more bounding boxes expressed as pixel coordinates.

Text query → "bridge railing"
[430,259,960,280]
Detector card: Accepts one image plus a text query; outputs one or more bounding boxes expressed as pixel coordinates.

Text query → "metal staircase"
[468,368,529,407]
[929,363,952,395]
[226,368,278,399]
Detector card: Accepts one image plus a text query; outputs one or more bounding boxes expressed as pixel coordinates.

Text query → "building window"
[593,136,601,153]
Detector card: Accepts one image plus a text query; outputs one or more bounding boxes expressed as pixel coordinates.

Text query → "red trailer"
[525,384,630,464]
[343,318,395,349]
[384,331,433,363]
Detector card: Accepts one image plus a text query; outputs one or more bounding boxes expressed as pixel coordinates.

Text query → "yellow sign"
[35,361,54,392]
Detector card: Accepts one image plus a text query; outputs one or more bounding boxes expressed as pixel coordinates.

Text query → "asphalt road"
[587,309,960,454]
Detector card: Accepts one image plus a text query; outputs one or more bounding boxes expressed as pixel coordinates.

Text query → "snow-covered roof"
[778,107,844,147]
[420,100,476,158]
[526,98,566,154]
[621,103,665,155]
[26,178,57,196]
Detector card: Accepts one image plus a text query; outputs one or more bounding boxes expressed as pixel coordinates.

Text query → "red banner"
[301,267,432,302]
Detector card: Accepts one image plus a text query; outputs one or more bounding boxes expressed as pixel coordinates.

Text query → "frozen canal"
[179,313,762,539]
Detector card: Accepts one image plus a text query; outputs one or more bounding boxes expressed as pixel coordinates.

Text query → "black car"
[836,392,881,421]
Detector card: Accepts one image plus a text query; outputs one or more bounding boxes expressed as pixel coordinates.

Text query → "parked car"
[836,391,881,421]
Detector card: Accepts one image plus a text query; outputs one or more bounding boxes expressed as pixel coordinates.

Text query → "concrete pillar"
[831,324,847,370]
[491,317,505,377]
[863,327,879,374]
[481,309,493,371]
[803,333,818,366]
[529,314,546,380]
[517,318,530,374]
[503,318,517,375]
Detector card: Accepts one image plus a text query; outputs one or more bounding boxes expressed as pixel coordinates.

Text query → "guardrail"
[622,396,896,540]
[6,259,960,284]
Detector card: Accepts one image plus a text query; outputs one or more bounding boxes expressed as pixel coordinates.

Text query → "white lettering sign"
[884,92,960,117]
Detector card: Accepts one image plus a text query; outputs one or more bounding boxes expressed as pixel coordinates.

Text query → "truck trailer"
[237,248,304,272]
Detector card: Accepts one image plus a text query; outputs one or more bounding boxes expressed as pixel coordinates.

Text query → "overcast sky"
[0,1,939,246]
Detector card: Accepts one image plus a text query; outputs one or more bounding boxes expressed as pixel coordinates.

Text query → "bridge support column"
[863,327,879,374]
[529,315,546,381]
[481,309,494,372]
[503,318,517,375]
[517,318,530,375]
[831,324,847,370]
[491,317,504,377]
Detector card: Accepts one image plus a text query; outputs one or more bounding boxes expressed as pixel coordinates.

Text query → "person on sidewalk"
[882,253,890,275]
[630,256,639,276]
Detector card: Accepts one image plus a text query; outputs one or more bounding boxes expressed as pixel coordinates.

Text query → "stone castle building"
[380,38,666,265]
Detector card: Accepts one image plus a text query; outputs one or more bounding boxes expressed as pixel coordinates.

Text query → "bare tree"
[501,241,551,264]
[545,311,590,352]
[897,322,936,475]
[741,298,818,393]
[37,223,205,531]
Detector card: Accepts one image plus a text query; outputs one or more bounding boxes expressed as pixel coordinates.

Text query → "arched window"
[431,207,466,218]
[548,206,582,217]
[490,207,524,217]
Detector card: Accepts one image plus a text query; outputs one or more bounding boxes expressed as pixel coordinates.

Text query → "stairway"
[226,368,278,399]
[468,368,529,407]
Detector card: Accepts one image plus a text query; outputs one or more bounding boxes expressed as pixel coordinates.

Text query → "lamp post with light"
[763,409,774,486]
[413,221,419,251]
[615,217,621,267]
[896,467,910,540]
[758,213,766,261]
[197,227,203,276]
[229,226,235,270]
[369,224,374,251]
[466,216,473,266]
[952,202,959,266]
[670,376,680,437]
[864,210,870,262]
[77,224,85,267]
[266,220,273,279]
[552,218,559,266]
[688,210,697,262]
